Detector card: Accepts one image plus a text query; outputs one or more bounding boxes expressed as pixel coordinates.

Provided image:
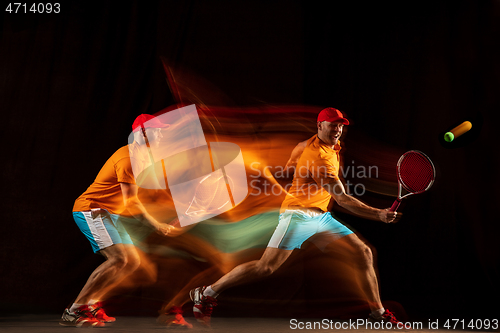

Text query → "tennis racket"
[390,150,436,212]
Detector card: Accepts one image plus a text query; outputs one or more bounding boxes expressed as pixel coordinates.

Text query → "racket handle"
[390,198,401,212]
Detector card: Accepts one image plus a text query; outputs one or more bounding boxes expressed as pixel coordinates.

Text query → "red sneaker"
[189,286,218,327]
[90,302,116,323]
[369,309,411,329]
[157,306,193,328]
[59,304,105,327]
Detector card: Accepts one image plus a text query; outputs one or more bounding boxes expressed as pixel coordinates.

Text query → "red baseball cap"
[317,107,349,125]
[132,114,170,132]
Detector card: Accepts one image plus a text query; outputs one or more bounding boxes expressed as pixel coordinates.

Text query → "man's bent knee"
[109,254,128,269]
[339,235,374,267]
[101,244,133,270]
[354,243,373,267]
[258,247,293,275]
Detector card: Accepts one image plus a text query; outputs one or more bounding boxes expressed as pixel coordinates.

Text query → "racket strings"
[398,153,435,193]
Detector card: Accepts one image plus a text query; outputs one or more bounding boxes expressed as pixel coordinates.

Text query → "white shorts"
[73,209,136,253]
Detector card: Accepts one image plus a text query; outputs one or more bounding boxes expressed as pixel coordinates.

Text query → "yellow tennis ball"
[444,132,454,142]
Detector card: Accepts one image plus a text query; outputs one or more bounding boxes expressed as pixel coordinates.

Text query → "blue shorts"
[73,209,136,253]
[267,209,353,250]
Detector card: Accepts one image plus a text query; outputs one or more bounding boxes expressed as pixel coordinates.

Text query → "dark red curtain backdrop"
[1,1,498,321]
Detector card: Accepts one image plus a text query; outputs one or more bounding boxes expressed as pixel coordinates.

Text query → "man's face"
[317,121,344,146]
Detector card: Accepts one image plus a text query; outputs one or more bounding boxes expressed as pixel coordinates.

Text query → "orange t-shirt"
[280,135,341,213]
[73,145,136,216]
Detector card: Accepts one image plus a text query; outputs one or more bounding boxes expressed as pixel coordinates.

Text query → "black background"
[1,0,498,322]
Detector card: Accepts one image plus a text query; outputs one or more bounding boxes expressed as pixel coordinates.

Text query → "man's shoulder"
[110,145,132,159]
[303,136,331,159]
[116,144,131,155]
[104,145,133,169]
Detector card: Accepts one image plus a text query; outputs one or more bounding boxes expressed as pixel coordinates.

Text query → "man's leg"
[189,247,293,325]
[324,233,410,326]
[74,243,141,305]
[211,247,292,293]
[323,233,383,312]
[153,235,232,328]
[60,244,140,327]
[189,209,317,325]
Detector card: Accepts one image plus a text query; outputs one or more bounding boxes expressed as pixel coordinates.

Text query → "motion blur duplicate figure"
[60,114,177,328]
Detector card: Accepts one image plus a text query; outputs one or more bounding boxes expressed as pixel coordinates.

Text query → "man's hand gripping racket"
[390,150,436,213]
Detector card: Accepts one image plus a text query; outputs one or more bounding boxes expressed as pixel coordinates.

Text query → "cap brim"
[133,121,170,132]
[324,117,349,125]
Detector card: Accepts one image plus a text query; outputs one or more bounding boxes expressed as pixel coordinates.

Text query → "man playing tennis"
[190,107,407,326]
[60,114,178,327]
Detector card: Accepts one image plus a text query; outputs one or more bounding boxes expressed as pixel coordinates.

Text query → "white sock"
[69,303,84,312]
[371,308,385,318]
[203,285,219,298]
[88,299,98,306]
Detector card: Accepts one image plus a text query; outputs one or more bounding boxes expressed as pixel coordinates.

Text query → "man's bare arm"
[323,178,396,223]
